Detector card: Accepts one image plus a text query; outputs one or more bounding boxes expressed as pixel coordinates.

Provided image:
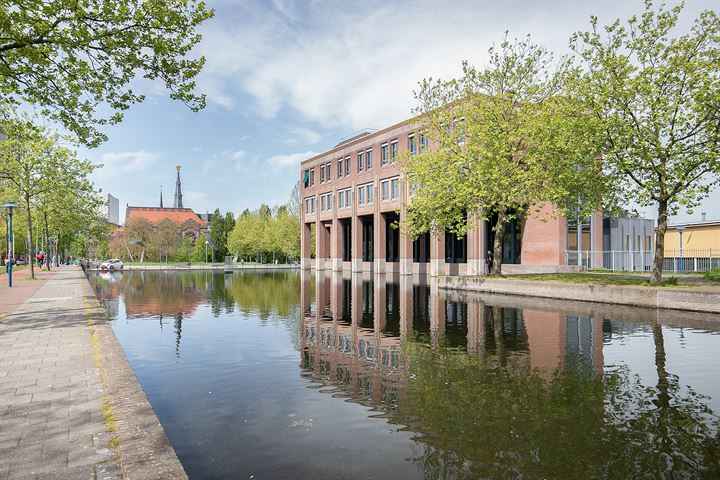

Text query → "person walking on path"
[36,251,44,270]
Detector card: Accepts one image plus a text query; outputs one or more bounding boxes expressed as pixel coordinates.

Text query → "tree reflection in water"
[92,270,720,478]
[301,274,720,479]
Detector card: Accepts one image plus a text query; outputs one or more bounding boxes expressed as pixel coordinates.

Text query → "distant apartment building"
[299,119,604,275]
[99,193,120,225]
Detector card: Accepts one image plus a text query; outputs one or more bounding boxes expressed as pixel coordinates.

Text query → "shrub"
[703,269,720,282]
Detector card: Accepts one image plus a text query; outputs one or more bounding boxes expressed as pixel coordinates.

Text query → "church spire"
[160,185,163,208]
[173,165,183,208]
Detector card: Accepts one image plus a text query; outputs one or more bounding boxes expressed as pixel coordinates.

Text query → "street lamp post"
[4,203,18,287]
[677,225,686,273]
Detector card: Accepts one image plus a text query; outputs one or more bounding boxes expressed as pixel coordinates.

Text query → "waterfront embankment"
[438,275,720,313]
[0,266,187,479]
[89,263,299,271]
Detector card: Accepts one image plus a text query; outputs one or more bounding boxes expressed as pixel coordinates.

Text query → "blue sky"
[81,0,718,224]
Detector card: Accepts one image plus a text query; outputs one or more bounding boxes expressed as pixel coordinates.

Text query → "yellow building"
[663,220,720,256]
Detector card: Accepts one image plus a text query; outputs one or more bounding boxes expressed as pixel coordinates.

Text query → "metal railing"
[565,249,718,273]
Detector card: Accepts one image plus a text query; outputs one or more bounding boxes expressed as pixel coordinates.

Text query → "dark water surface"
[89,270,720,479]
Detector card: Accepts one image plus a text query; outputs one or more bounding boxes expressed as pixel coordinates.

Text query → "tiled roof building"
[125,207,207,240]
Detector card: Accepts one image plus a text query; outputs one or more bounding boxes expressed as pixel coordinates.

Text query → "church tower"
[173,165,183,208]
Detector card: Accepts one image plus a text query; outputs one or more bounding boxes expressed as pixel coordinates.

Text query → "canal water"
[88,270,720,479]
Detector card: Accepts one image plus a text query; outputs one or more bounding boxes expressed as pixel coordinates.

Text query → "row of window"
[305,123,464,188]
[304,177,400,214]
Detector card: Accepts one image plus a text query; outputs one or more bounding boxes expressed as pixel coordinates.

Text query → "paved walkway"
[0,266,120,479]
[0,267,186,480]
[0,268,55,321]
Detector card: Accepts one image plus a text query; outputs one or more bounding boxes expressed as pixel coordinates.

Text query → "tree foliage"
[402,35,606,274]
[0,0,214,146]
[228,200,300,264]
[0,116,98,276]
[571,1,720,282]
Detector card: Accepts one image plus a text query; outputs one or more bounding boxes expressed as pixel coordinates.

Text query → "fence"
[565,249,719,273]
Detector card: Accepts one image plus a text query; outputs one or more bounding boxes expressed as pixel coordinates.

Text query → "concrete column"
[330,218,343,271]
[374,213,386,274]
[301,222,312,270]
[351,215,363,272]
[399,206,413,275]
[466,216,486,276]
[430,232,445,277]
[315,221,329,271]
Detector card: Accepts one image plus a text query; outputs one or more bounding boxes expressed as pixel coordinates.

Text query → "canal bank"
[438,275,720,313]
[88,263,299,272]
[0,266,186,479]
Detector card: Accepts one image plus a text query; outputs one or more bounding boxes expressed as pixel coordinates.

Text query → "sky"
[81,0,719,225]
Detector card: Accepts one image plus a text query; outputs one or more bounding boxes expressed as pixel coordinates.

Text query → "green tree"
[0,119,97,277]
[209,209,235,262]
[571,1,720,282]
[149,218,181,262]
[0,0,214,147]
[402,36,605,275]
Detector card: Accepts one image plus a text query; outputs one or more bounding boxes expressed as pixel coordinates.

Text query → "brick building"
[299,119,602,275]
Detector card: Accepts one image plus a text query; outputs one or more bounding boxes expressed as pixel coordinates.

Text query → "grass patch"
[506,273,681,287]
[83,298,121,450]
[101,397,116,432]
[703,269,720,282]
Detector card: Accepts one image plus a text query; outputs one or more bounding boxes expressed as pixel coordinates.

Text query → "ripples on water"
[89,269,720,479]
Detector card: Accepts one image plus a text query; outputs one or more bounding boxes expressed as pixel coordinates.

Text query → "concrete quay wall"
[90,263,300,271]
[438,276,720,314]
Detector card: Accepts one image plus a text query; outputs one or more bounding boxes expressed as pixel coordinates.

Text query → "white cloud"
[184,191,213,213]
[196,1,706,133]
[94,150,160,179]
[266,151,319,171]
[229,149,246,160]
[283,126,321,145]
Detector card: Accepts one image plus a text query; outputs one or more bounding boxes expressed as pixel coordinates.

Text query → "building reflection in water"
[299,270,720,478]
[300,270,603,398]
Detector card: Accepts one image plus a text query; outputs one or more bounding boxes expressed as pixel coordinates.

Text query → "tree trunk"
[25,195,34,279]
[650,199,668,283]
[43,212,51,271]
[491,210,508,276]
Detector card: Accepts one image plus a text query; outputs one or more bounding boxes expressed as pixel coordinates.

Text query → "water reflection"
[300,270,720,478]
[89,269,720,479]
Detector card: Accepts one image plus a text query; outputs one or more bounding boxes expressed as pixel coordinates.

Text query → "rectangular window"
[390,140,398,162]
[381,180,389,201]
[338,158,343,178]
[358,185,366,205]
[420,132,428,150]
[338,190,344,208]
[326,162,332,179]
[345,156,350,176]
[347,190,352,207]
[391,178,399,200]
[408,134,417,155]
[321,195,326,211]
[381,143,388,165]
[367,184,374,203]
[645,236,651,251]
[366,149,373,170]
[327,193,333,210]
[455,117,465,146]
[310,169,315,186]
[357,152,365,172]
[320,165,325,183]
